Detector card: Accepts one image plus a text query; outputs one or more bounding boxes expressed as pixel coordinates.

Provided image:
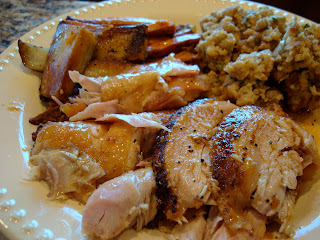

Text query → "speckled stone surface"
[0,0,94,54]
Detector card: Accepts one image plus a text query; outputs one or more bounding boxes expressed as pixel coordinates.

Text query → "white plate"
[0,0,319,239]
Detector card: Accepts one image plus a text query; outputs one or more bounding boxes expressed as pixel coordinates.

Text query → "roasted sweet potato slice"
[83,60,134,77]
[147,33,200,59]
[174,50,201,64]
[40,23,97,101]
[18,40,49,72]
[66,16,176,37]
[94,24,148,62]
[61,20,112,35]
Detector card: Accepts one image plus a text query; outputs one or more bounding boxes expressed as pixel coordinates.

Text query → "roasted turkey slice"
[153,99,237,222]
[209,105,320,238]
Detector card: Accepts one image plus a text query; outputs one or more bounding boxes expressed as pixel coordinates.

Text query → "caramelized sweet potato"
[18,40,49,72]
[94,25,148,62]
[61,20,112,35]
[66,16,176,37]
[147,33,200,59]
[40,23,97,101]
[174,50,201,64]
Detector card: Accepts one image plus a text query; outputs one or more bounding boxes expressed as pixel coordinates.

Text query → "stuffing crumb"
[224,49,275,82]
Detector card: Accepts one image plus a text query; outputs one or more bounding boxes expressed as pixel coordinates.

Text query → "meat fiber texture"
[82,167,158,239]
[153,99,237,222]
[209,105,320,237]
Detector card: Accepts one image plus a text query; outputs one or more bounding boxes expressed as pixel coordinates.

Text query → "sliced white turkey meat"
[208,105,320,238]
[153,99,237,222]
[82,167,158,240]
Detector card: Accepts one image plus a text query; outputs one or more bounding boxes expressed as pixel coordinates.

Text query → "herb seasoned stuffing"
[197,4,320,112]
[197,5,286,72]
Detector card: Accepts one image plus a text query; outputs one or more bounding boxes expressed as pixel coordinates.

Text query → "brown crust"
[153,109,180,212]
[40,24,97,101]
[211,106,261,190]
[31,124,44,142]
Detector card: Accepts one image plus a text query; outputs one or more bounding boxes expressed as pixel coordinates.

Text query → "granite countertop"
[0,0,96,54]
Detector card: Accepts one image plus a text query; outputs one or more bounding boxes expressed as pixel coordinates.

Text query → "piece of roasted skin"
[208,105,320,238]
[153,99,237,222]
[30,121,159,203]
[61,55,209,120]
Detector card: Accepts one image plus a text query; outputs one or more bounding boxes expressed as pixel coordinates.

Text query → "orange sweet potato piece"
[147,33,200,58]
[66,16,176,37]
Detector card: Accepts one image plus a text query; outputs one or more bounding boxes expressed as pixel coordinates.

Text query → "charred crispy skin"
[41,23,97,101]
[94,25,148,62]
[153,99,237,222]
[147,33,200,59]
[29,102,68,125]
[66,16,176,37]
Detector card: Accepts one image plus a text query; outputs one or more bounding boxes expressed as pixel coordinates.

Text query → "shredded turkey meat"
[29,144,105,203]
